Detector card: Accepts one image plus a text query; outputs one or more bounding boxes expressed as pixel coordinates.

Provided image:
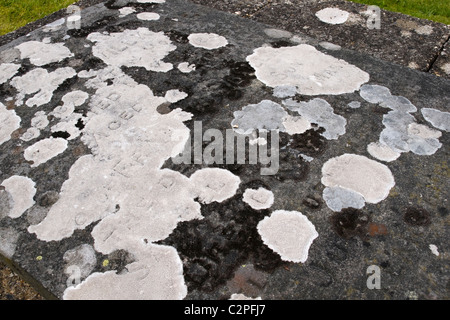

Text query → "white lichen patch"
[319,41,342,51]
[0,63,20,84]
[11,67,77,107]
[322,186,366,212]
[190,168,241,204]
[243,187,274,210]
[87,28,176,72]
[231,100,288,134]
[28,78,197,242]
[78,66,136,90]
[31,111,49,129]
[421,108,450,132]
[0,175,36,218]
[63,244,186,300]
[246,44,369,96]
[367,141,401,162]
[177,62,196,73]
[51,118,82,140]
[0,102,21,145]
[165,89,188,103]
[429,244,439,256]
[257,210,318,263]
[24,137,68,167]
[230,293,262,300]
[283,98,346,140]
[118,7,136,17]
[15,41,73,66]
[282,115,311,135]
[321,154,395,204]
[63,244,97,280]
[188,33,229,50]
[315,8,350,25]
[136,12,160,21]
[20,128,40,142]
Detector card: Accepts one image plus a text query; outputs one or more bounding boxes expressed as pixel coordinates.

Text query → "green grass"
[0,0,76,36]
[347,0,450,25]
[0,0,449,37]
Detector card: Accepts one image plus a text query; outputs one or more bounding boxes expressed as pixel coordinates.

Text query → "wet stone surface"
[0,0,449,300]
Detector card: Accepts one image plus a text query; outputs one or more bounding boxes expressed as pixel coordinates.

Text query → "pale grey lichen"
[264,28,292,39]
[63,244,97,280]
[347,101,361,109]
[322,186,366,212]
[359,84,417,113]
[421,108,450,132]
[273,85,297,98]
[283,98,346,140]
[0,227,20,258]
[231,100,288,134]
[360,84,443,156]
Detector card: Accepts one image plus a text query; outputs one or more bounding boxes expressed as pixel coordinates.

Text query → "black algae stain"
[66,15,117,38]
[330,208,370,240]
[104,0,158,11]
[270,40,293,48]
[160,182,285,293]
[289,127,327,157]
[221,61,256,101]
[51,131,71,140]
[403,207,431,226]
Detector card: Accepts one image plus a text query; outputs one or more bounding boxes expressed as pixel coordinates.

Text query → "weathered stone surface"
[0,0,448,301]
[192,0,450,79]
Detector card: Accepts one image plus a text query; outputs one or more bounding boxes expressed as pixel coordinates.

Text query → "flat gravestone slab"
[0,0,449,300]
[192,0,450,78]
